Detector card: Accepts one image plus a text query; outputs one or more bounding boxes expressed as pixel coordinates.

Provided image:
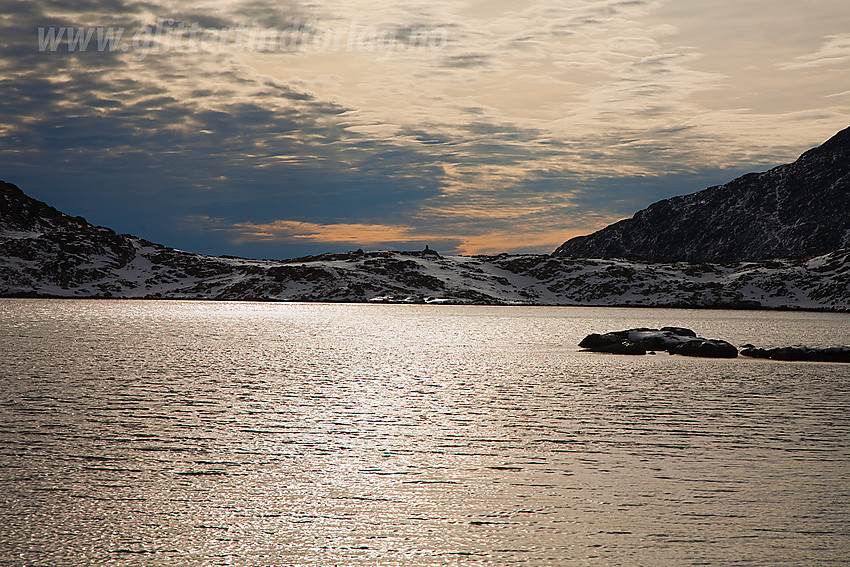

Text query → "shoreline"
[2,294,847,313]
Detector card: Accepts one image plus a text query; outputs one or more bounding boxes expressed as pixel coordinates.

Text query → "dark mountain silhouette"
[554,126,850,262]
[1,180,848,310]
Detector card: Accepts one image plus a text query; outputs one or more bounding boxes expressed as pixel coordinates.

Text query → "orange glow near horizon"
[192,215,617,255]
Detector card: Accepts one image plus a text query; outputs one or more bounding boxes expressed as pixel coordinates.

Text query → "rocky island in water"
[577,327,850,362]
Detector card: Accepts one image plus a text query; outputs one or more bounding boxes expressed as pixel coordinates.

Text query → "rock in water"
[816,347,850,363]
[578,327,737,358]
[660,327,697,337]
[670,339,738,358]
[740,346,769,359]
[595,339,647,355]
[770,347,814,361]
[741,345,850,363]
[625,328,696,351]
[578,332,628,350]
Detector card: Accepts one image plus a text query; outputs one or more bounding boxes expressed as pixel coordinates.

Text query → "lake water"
[1,299,848,566]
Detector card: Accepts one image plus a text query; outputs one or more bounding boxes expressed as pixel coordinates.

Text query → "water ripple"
[1,300,848,566]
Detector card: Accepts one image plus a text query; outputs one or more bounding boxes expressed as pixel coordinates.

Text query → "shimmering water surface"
[1,299,849,566]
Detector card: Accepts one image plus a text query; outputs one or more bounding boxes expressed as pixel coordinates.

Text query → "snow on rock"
[555,125,850,262]
[1,180,849,310]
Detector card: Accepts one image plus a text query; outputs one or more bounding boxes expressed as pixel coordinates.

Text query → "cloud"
[441,53,490,68]
[779,34,850,70]
[1,0,848,259]
[187,212,608,255]
[186,215,468,253]
[195,216,419,244]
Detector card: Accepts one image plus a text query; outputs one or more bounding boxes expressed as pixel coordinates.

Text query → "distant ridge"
[1,180,848,310]
[554,126,850,262]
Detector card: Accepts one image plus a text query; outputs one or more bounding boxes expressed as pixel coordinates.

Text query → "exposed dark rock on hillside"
[1,180,849,310]
[555,126,850,262]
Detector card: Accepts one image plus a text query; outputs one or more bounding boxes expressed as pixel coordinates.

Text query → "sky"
[1,0,848,259]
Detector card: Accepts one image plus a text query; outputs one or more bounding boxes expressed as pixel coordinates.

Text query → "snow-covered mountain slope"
[555,125,850,262]
[2,180,848,310]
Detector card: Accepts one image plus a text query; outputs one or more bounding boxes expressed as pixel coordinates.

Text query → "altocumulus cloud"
[0,0,451,257]
[1,0,848,258]
[189,216,453,248]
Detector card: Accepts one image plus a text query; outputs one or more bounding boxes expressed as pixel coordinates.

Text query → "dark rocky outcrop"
[555,126,850,262]
[670,339,739,359]
[595,339,647,355]
[581,328,850,362]
[577,332,630,350]
[579,327,738,358]
[741,346,850,363]
[578,333,648,354]
[660,326,697,337]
